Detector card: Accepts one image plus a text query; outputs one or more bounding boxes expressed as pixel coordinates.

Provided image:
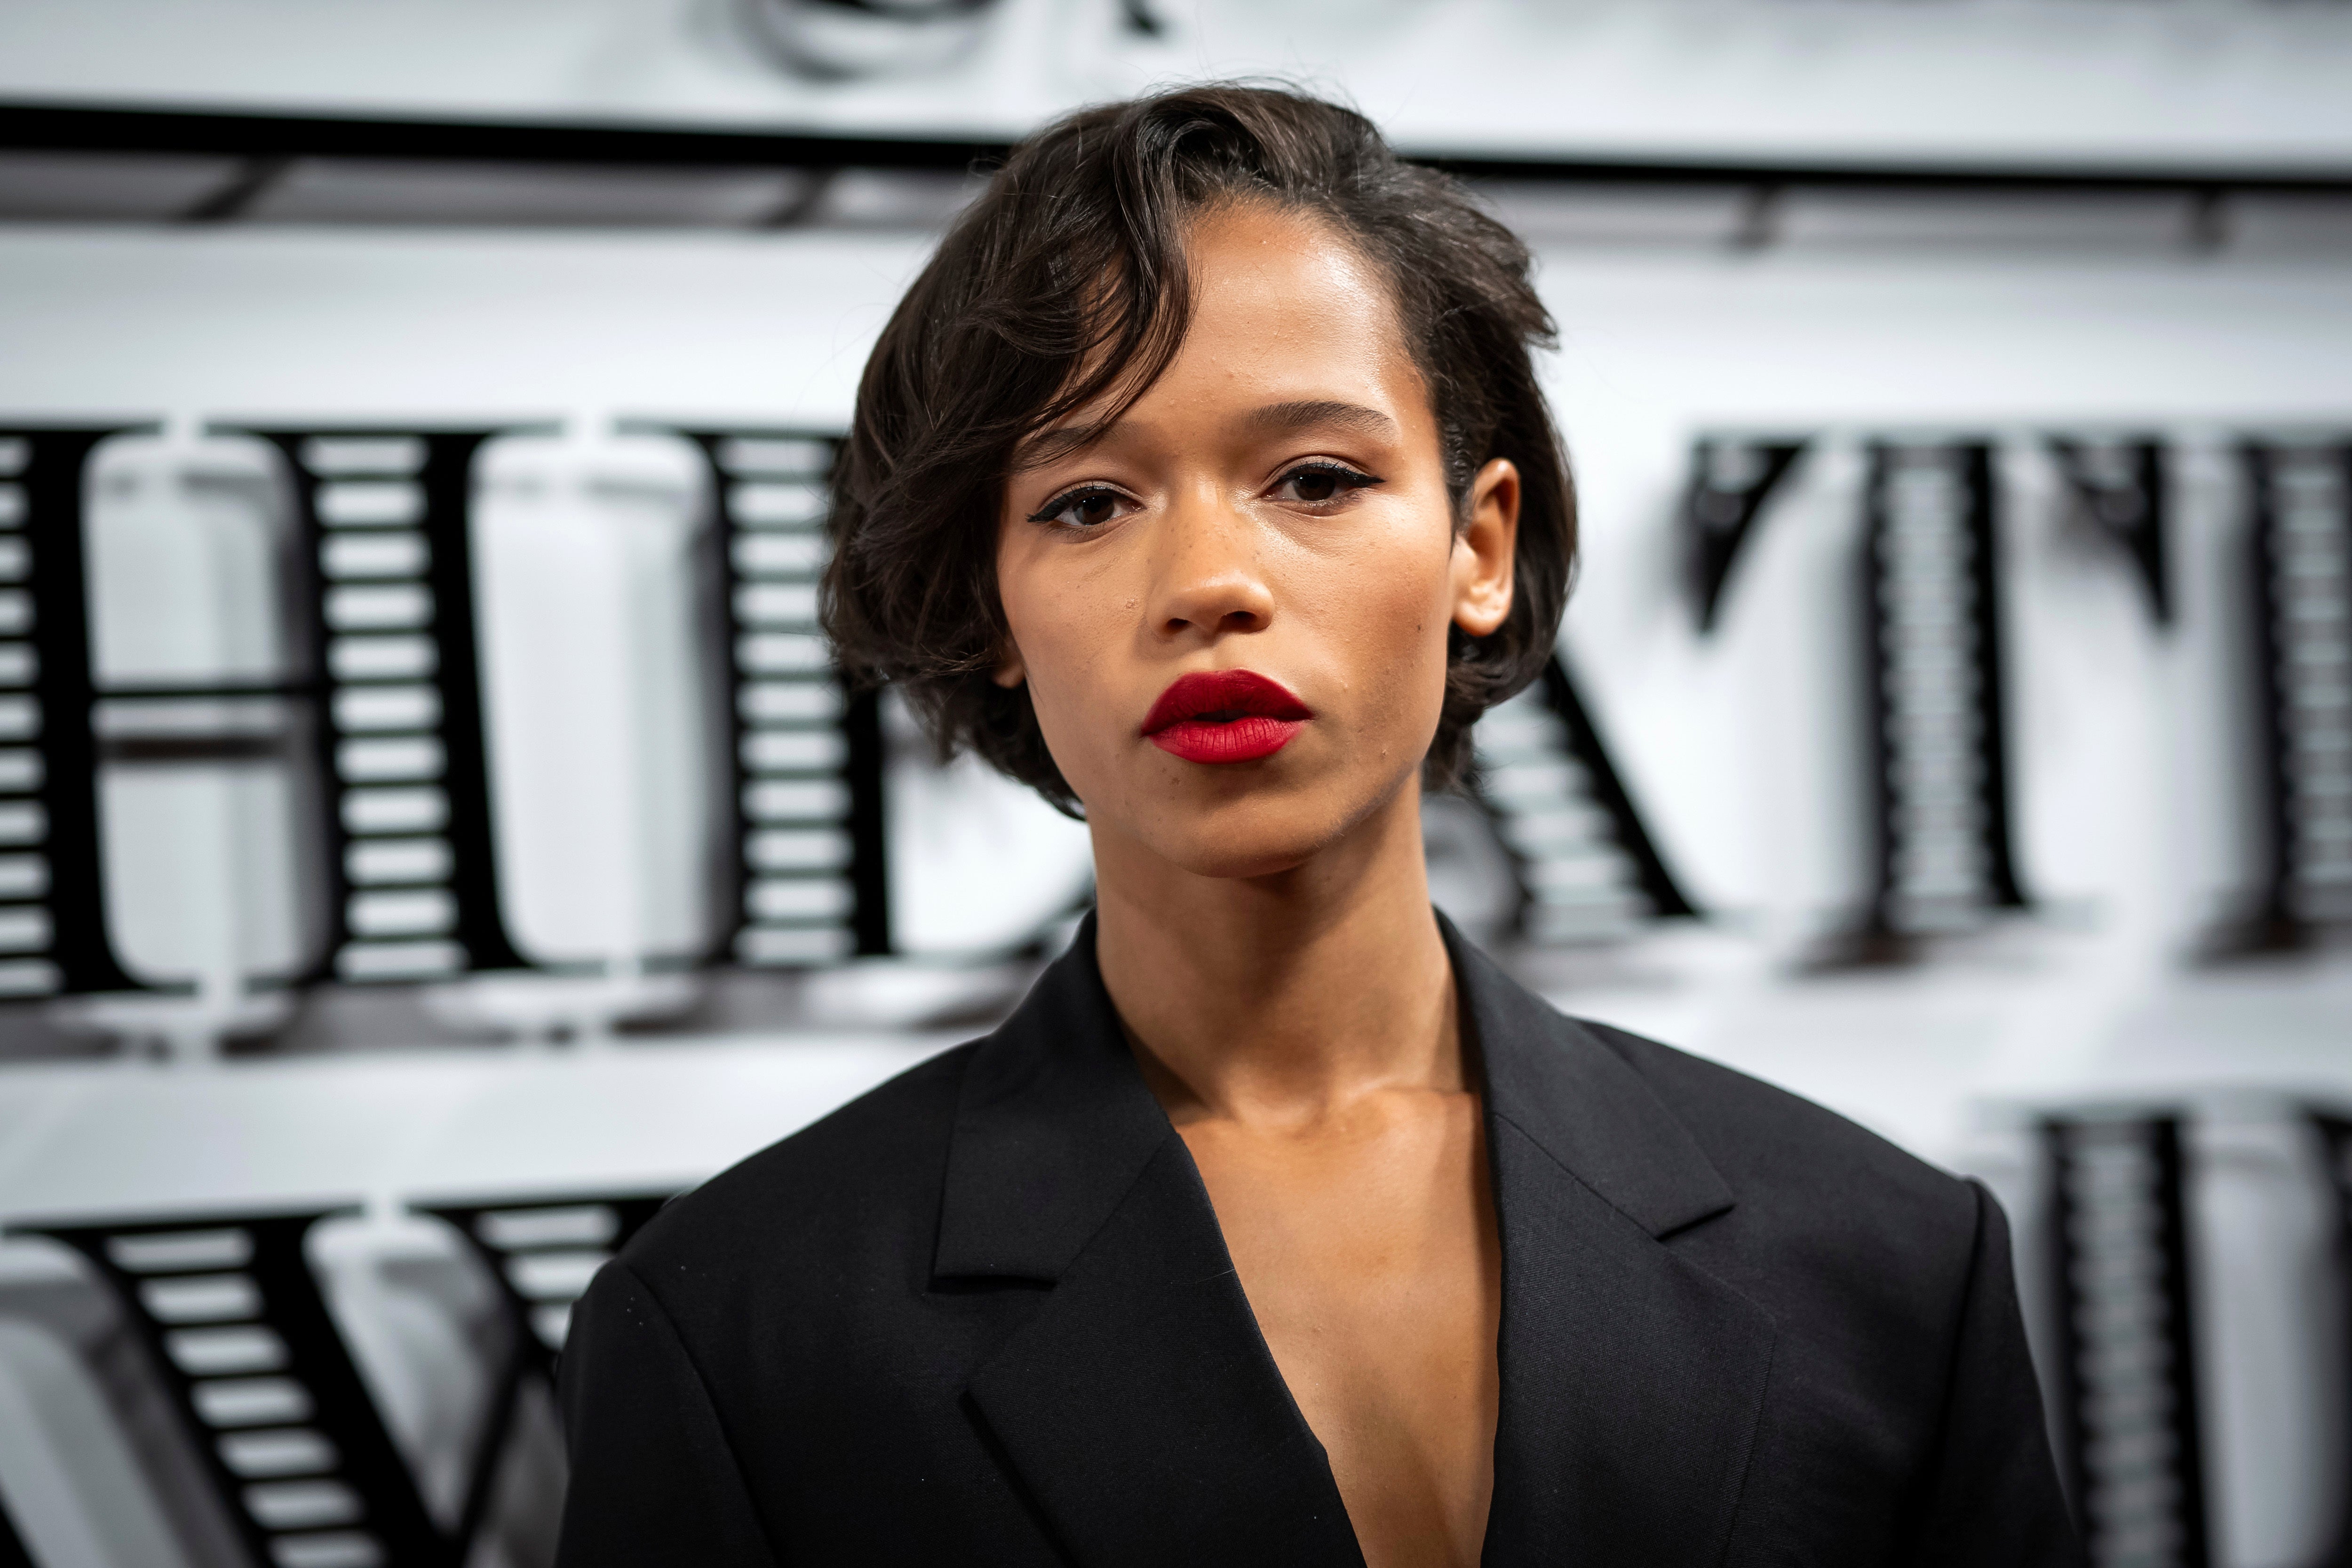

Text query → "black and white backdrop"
[0,4,2349,1566]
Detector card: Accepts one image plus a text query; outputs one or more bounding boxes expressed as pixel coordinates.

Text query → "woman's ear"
[992,640,1027,689]
[1451,457,1519,639]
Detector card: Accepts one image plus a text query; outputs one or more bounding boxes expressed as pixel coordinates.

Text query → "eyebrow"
[1238,399,1400,443]
[1016,398,1400,469]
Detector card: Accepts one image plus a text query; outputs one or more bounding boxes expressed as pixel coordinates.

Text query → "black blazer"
[554,916,2081,1566]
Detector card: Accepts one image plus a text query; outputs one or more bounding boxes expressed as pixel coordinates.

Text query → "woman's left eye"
[1271,462,1379,505]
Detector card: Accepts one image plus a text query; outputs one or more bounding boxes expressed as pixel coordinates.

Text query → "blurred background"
[0,1,2347,1564]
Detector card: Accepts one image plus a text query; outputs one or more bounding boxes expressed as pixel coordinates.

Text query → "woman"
[554,85,2078,1567]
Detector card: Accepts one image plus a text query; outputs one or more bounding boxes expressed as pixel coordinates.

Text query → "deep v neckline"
[1149,981,1502,1568]
[936,912,1775,1568]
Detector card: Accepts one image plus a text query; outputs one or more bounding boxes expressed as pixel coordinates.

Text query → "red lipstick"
[1141,670,1312,764]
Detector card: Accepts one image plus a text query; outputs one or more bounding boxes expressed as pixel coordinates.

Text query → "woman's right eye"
[1026,486,1133,530]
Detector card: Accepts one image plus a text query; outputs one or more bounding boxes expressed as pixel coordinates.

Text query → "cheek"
[1301,518,1459,721]
[996,536,1130,768]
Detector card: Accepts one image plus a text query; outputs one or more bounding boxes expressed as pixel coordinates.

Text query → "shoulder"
[1568,1015,1984,1270]
[609,1042,977,1319]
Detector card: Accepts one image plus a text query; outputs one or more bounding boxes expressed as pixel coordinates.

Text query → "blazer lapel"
[944,914,1771,1566]
[942,918,1363,1568]
[1445,922,1778,1568]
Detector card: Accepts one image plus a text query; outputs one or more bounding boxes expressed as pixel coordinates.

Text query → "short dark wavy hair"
[822,82,1575,816]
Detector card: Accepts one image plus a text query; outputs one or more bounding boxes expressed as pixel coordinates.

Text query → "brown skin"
[993,202,1522,1568]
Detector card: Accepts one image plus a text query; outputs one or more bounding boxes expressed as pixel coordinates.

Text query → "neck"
[1089,778,1462,1124]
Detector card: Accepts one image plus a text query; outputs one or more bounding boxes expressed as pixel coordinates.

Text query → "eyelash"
[1025,462,1383,530]
[1272,460,1381,505]
[1025,485,1128,529]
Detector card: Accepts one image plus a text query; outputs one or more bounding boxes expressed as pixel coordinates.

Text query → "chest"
[1176,1097,1502,1568]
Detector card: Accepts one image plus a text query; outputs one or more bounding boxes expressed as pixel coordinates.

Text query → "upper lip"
[1140,670,1313,735]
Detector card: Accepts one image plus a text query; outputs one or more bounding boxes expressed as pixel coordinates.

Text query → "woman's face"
[994,202,1519,880]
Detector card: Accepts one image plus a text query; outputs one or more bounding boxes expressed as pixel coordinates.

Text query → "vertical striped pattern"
[2043,1115,2212,1568]
[1862,441,2026,936]
[2246,440,2352,937]
[0,426,158,998]
[669,430,890,966]
[240,429,532,984]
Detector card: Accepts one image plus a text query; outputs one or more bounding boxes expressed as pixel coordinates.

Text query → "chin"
[1147,824,1329,882]
[1114,774,1406,883]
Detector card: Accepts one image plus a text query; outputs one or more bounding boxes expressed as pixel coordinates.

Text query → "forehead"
[1161,203,1413,396]
[1032,204,1427,457]
[1182,202,1398,336]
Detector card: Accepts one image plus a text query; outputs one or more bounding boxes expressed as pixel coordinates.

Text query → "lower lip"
[1148,716,1306,764]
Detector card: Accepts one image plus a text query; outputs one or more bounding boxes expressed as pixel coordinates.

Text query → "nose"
[1147,487,1274,642]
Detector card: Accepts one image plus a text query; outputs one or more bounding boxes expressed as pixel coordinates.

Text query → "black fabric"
[554,914,2081,1567]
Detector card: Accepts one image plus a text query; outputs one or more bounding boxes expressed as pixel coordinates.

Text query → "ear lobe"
[992,642,1027,689]
[1452,457,1520,640]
